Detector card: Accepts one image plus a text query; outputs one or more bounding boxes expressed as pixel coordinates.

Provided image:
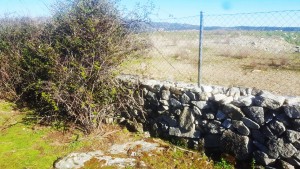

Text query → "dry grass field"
[121,30,300,96]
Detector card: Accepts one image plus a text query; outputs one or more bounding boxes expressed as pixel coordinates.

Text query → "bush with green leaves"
[0,0,149,133]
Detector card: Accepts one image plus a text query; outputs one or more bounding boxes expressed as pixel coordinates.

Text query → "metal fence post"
[198,11,204,87]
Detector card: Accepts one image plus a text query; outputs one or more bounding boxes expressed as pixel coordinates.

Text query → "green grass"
[214,158,234,169]
[0,100,87,169]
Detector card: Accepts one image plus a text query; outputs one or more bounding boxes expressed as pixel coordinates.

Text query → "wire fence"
[121,10,300,96]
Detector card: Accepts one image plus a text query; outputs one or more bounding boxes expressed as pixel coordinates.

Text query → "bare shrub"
[0,0,150,133]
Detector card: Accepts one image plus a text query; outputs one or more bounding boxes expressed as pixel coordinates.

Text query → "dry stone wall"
[119,75,300,168]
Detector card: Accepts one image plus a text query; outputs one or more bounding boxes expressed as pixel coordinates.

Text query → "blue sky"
[0,0,299,26]
[0,0,299,17]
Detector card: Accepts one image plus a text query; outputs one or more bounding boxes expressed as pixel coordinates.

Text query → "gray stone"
[186,91,197,101]
[207,120,222,134]
[251,130,266,144]
[242,117,260,129]
[190,86,202,93]
[170,86,183,95]
[239,87,247,96]
[266,138,281,158]
[146,91,159,106]
[223,104,245,120]
[162,84,171,90]
[285,97,300,105]
[204,113,215,120]
[216,110,227,120]
[222,119,232,129]
[278,160,295,169]
[213,94,227,102]
[192,106,202,116]
[162,115,178,127]
[267,138,297,159]
[179,107,195,131]
[275,113,291,127]
[292,119,300,131]
[286,157,300,167]
[127,120,143,133]
[253,151,276,166]
[261,126,277,140]
[199,92,209,101]
[212,86,225,94]
[198,119,208,127]
[54,151,104,169]
[170,98,182,108]
[232,120,250,136]
[254,91,285,109]
[246,88,253,96]
[204,134,221,148]
[191,101,210,110]
[226,87,240,98]
[232,95,254,107]
[169,127,181,136]
[181,93,190,104]
[220,96,234,104]
[169,126,201,138]
[293,140,300,149]
[268,121,286,136]
[55,152,144,169]
[286,130,300,143]
[162,105,169,111]
[243,106,265,125]
[251,88,261,96]
[174,109,181,116]
[253,141,268,153]
[294,151,300,161]
[159,100,169,106]
[142,79,159,91]
[201,85,213,93]
[153,84,162,93]
[284,105,300,119]
[220,130,253,160]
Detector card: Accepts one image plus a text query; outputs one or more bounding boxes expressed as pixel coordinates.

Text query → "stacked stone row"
[140,79,300,168]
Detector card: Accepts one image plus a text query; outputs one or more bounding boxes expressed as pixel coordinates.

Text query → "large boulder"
[170,98,182,108]
[180,93,191,104]
[242,117,260,129]
[286,130,300,143]
[284,105,300,119]
[268,121,286,136]
[146,91,160,106]
[254,91,285,110]
[179,107,195,131]
[232,120,250,136]
[266,138,297,159]
[253,151,276,166]
[168,126,201,139]
[191,101,210,109]
[243,106,265,125]
[220,130,253,160]
[232,95,254,107]
[222,104,245,120]
[161,90,171,100]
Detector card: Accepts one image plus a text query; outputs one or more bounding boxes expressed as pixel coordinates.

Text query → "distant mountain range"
[143,22,300,32]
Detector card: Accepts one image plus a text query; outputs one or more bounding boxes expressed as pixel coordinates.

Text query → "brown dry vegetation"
[121,30,300,96]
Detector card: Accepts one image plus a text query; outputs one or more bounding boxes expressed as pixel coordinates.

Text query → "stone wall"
[118,75,300,168]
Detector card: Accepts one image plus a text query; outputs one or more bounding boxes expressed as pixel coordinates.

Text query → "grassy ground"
[0,100,230,169]
[121,30,300,96]
[0,101,88,169]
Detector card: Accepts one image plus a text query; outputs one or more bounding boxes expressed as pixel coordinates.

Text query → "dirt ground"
[121,30,300,96]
